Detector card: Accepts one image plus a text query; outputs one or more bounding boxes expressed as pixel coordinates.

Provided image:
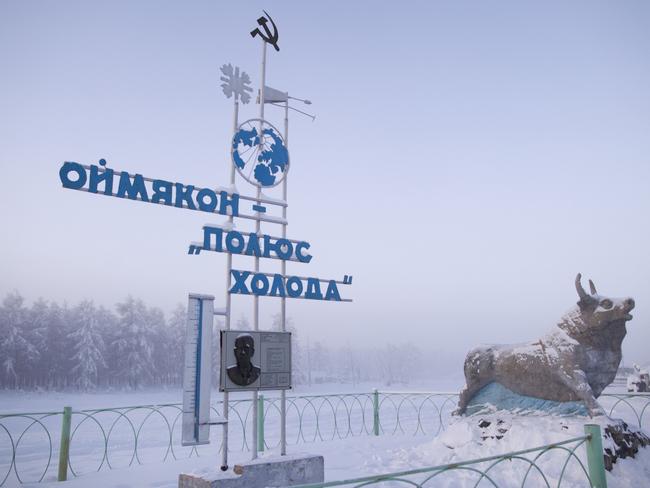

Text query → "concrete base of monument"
[178,453,324,488]
[465,382,589,416]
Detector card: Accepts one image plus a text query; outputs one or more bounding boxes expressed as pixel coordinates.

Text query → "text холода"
[229,270,349,302]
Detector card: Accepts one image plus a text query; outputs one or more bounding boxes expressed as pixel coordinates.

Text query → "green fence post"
[584,424,607,488]
[257,395,265,452]
[57,406,72,481]
[373,389,380,436]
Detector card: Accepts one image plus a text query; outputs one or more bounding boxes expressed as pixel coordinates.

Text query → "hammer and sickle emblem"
[250,10,280,52]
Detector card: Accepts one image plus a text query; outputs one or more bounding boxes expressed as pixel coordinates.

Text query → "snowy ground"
[0,379,464,413]
[3,382,650,487]
[21,414,650,488]
[0,381,460,487]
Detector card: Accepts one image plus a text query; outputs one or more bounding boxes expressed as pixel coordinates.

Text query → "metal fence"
[1,390,647,486]
[599,392,650,428]
[291,427,602,488]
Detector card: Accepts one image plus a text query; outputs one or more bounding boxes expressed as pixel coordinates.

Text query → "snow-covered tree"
[70,300,106,390]
[26,298,50,387]
[235,313,250,330]
[0,290,429,391]
[374,343,424,386]
[157,303,185,386]
[308,341,333,383]
[0,292,38,388]
[113,296,156,389]
[35,301,73,389]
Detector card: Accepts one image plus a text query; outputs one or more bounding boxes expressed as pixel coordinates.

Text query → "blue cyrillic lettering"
[151,180,173,205]
[286,277,303,298]
[269,274,286,297]
[295,242,312,263]
[275,239,293,260]
[305,278,324,300]
[59,162,87,189]
[225,231,245,253]
[174,183,196,209]
[324,281,342,301]
[251,274,270,295]
[117,172,149,201]
[245,233,262,257]
[197,188,218,212]
[203,226,223,252]
[89,163,114,195]
[263,236,293,260]
[230,270,251,295]
[219,191,239,216]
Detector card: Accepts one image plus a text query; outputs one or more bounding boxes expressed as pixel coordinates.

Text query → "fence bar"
[290,435,590,488]
[373,389,379,436]
[57,406,72,481]
[257,394,265,452]
[584,424,607,488]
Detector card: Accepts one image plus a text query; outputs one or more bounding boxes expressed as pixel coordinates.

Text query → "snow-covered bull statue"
[456,274,635,416]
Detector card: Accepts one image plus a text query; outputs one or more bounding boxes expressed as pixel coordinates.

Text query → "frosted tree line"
[0,291,427,391]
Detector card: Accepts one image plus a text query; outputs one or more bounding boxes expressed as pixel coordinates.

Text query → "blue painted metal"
[59,162,241,218]
[466,383,589,416]
[193,299,203,443]
[231,119,289,188]
[229,270,349,302]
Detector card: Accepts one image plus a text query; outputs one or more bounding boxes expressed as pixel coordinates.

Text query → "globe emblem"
[231,119,289,188]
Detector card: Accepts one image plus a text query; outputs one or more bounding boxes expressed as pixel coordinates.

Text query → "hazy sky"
[1,1,649,369]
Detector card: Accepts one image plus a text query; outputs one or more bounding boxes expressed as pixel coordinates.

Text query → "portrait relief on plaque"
[220,330,291,391]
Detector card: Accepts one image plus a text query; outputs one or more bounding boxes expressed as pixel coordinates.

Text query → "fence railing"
[600,392,650,428]
[1,390,647,486]
[291,427,602,488]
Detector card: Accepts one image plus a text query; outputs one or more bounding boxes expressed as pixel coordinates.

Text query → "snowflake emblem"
[220,63,253,104]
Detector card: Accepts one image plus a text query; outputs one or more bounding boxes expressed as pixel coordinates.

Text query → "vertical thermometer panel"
[182,293,214,446]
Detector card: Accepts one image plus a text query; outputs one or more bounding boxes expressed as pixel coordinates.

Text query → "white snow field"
[2,383,649,488]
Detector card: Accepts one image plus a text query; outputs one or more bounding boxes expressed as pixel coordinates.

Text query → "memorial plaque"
[220,330,291,391]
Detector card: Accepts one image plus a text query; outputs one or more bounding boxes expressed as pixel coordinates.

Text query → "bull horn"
[589,279,598,295]
[575,273,589,301]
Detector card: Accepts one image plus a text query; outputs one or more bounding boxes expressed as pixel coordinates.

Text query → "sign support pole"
[251,38,267,462]
[280,98,289,456]
[221,93,239,472]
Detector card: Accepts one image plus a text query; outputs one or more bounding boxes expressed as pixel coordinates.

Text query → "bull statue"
[456,274,635,417]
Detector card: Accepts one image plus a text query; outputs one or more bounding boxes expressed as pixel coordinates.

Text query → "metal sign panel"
[182,294,214,446]
[220,330,291,392]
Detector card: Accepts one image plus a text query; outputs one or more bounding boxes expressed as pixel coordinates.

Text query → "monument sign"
[58,11,352,471]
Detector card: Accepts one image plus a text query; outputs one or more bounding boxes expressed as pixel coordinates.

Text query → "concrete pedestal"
[179,454,324,488]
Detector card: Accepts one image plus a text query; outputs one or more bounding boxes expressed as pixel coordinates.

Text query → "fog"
[1,0,649,373]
